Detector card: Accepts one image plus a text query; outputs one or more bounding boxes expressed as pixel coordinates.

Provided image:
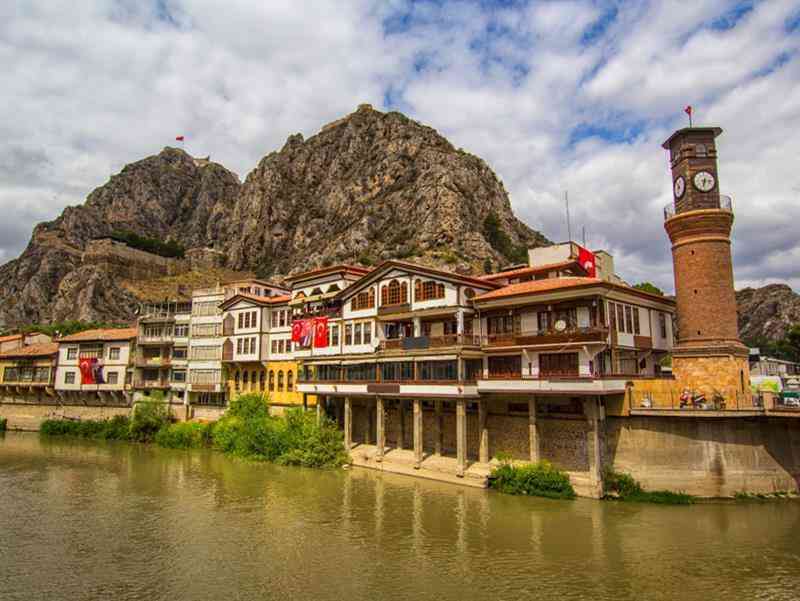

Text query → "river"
[0,432,798,601]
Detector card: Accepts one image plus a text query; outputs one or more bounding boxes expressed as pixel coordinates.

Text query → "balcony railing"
[137,334,174,344]
[134,379,170,389]
[483,327,608,347]
[630,388,762,413]
[664,194,732,220]
[379,334,480,351]
[377,303,411,316]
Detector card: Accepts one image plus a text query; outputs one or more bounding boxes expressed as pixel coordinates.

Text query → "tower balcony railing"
[664,194,732,220]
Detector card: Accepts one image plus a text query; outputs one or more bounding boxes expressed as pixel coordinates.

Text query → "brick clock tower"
[662,127,750,397]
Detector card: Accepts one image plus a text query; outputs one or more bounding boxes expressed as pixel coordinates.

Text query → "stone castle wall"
[82,238,190,280]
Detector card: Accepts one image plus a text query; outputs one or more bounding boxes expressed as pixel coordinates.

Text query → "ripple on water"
[1,432,799,601]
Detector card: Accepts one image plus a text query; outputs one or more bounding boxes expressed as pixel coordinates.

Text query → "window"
[352,288,375,311]
[278,339,284,354]
[540,353,579,377]
[189,369,221,385]
[279,310,286,327]
[345,324,353,345]
[488,355,521,378]
[354,323,362,345]
[464,359,483,381]
[381,362,414,381]
[173,347,187,359]
[108,347,120,360]
[252,311,258,327]
[363,322,371,345]
[417,360,457,381]
[238,313,244,329]
[192,323,221,338]
[174,324,188,337]
[3,367,18,382]
[271,311,278,328]
[415,280,445,302]
[272,340,278,354]
[609,302,616,330]
[489,314,521,335]
[617,304,625,333]
[624,306,633,334]
[243,371,249,388]
[106,371,119,385]
[269,370,275,391]
[172,370,186,383]
[277,370,284,391]
[237,338,243,354]
[190,346,221,361]
[67,348,77,360]
[381,279,408,306]
[345,363,377,381]
[329,324,339,346]
[659,312,668,338]
[259,371,265,392]
[192,301,220,317]
[464,288,476,300]
[65,371,76,384]
[633,308,641,335]
[287,371,293,392]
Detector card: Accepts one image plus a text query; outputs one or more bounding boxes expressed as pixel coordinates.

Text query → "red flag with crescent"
[577,245,597,278]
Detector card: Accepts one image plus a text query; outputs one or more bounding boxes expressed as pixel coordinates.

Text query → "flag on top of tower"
[577,245,597,278]
[684,105,692,117]
[176,135,184,141]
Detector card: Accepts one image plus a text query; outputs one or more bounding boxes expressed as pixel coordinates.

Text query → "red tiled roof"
[220,293,290,309]
[0,342,59,359]
[479,260,578,281]
[284,264,371,283]
[58,328,137,343]
[474,277,603,301]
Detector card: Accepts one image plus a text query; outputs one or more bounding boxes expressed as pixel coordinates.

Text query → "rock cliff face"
[736,284,800,345]
[0,104,548,327]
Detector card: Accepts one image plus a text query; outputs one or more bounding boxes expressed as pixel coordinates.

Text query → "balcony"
[379,334,480,351]
[137,334,174,345]
[135,356,171,367]
[134,378,170,389]
[664,193,732,220]
[483,327,608,348]
[377,303,411,316]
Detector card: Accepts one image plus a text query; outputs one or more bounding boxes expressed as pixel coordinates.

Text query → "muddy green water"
[0,432,798,601]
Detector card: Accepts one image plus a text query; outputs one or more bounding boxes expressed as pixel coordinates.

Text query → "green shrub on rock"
[155,421,214,449]
[604,469,694,504]
[129,401,172,442]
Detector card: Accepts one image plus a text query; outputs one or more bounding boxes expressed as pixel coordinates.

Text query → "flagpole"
[565,190,572,243]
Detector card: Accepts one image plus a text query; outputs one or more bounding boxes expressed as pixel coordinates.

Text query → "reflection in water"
[1,432,799,601]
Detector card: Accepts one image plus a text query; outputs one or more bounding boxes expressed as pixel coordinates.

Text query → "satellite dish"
[554,319,567,332]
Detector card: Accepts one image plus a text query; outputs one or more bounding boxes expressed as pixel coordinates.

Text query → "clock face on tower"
[673,176,685,199]
[693,170,716,192]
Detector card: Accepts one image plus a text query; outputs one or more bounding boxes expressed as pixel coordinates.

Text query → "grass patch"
[489,457,576,500]
[604,470,694,505]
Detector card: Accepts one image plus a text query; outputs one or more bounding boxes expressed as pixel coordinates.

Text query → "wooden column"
[413,398,423,469]
[456,398,466,477]
[376,396,385,462]
[478,399,489,464]
[344,396,352,451]
[529,397,540,463]
[434,400,443,456]
[397,401,406,450]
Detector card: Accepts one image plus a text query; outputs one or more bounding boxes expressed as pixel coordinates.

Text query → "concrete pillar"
[397,401,406,450]
[585,397,602,489]
[434,400,443,456]
[413,398,423,469]
[344,396,352,451]
[478,399,489,464]
[529,397,540,463]
[456,398,467,477]
[376,396,385,462]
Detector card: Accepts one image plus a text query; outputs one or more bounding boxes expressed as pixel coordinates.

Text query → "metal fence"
[630,387,762,412]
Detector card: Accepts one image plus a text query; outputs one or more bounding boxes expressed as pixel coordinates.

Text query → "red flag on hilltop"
[577,245,597,278]
[175,135,184,141]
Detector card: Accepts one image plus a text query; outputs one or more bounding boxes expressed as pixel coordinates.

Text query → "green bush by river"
[39,394,347,469]
[489,458,576,500]
[603,470,694,504]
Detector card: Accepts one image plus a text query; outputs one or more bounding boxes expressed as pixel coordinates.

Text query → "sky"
[1,0,799,293]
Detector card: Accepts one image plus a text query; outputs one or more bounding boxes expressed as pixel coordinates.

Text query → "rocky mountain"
[0,104,548,327]
[736,284,800,345]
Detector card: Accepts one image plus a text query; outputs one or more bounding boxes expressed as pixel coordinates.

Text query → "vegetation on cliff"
[109,229,186,259]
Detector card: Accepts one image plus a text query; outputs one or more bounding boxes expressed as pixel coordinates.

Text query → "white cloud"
[1,0,799,294]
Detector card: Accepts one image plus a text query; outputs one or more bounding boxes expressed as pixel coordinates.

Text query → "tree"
[633,282,664,296]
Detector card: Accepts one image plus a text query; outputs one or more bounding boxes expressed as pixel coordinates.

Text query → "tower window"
[695,144,707,157]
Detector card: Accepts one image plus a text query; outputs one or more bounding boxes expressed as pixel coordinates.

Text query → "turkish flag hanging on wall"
[313,317,329,348]
[577,245,597,278]
[79,358,96,385]
[291,320,303,343]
